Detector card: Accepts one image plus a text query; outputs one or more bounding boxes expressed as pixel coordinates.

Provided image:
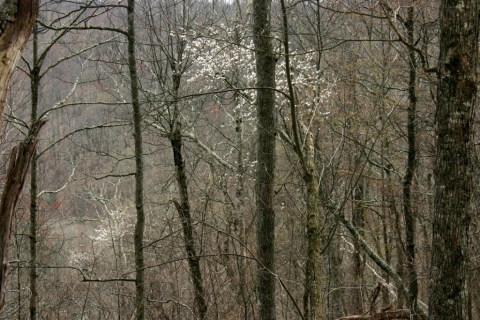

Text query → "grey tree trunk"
[351,179,365,315]
[126,0,145,318]
[29,22,39,320]
[170,125,208,320]
[253,0,277,317]
[303,133,322,320]
[428,0,478,318]
[402,4,418,313]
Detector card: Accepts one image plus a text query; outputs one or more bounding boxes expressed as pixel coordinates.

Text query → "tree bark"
[126,0,145,318]
[303,134,322,320]
[351,179,365,315]
[253,0,277,317]
[0,0,38,310]
[0,119,46,309]
[170,125,208,320]
[402,3,418,313]
[0,0,38,134]
[29,21,39,320]
[428,0,478,318]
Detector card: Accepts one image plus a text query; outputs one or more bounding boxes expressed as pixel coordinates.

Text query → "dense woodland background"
[0,0,477,319]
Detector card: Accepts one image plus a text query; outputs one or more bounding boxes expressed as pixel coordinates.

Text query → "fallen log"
[335,309,412,320]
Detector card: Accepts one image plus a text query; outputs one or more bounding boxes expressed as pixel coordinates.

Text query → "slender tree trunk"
[170,125,208,320]
[402,4,418,313]
[351,179,365,315]
[166,38,208,317]
[234,102,248,319]
[126,0,145,318]
[303,132,322,320]
[231,20,247,316]
[279,1,322,317]
[253,0,277,317]
[29,22,39,320]
[428,0,478,318]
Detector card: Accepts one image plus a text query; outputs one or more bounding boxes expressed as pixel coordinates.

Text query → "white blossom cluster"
[276,52,335,123]
[185,28,257,123]
[185,26,335,123]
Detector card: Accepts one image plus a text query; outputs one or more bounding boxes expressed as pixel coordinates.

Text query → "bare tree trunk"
[428,0,478,318]
[351,179,365,315]
[279,1,321,317]
[170,125,208,320]
[29,21,39,320]
[303,139,322,320]
[233,101,248,318]
[402,4,418,314]
[126,0,145,318]
[253,0,277,317]
[0,119,46,309]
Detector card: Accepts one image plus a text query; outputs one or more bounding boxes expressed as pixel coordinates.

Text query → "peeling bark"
[0,119,46,309]
[0,0,38,133]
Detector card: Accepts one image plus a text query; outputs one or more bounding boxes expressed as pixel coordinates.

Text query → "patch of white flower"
[185,25,335,124]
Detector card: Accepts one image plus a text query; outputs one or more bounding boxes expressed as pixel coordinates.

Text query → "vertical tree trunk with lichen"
[428,0,478,319]
[253,0,277,316]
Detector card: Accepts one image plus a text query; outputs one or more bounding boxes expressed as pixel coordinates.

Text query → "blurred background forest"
[0,0,477,319]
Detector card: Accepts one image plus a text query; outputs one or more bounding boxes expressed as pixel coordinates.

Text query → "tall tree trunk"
[402,3,418,313]
[167,35,208,316]
[29,22,39,320]
[303,132,322,320]
[351,179,365,315]
[428,0,478,318]
[279,1,322,317]
[126,0,145,318]
[253,0,277,317]
[170,125,208,320]
[234,99,248,319]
